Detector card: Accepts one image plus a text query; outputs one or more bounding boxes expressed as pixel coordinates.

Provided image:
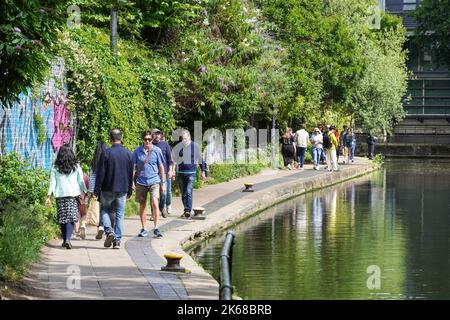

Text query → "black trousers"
[368,144,375,159]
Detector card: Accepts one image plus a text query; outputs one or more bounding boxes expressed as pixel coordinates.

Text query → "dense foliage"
[0,153,58,281]
[0,0,66,105]
[2,0,410,155]
[414,0,450,67]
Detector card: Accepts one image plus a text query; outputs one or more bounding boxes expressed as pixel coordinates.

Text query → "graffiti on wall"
[0,58,73,171]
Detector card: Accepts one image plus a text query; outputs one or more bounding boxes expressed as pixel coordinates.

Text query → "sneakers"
[161,208,168,218]
[74,233,81,241]
[104,232,115,248]
[183,210,191,218]
[64,242,72,250]
[113,241,121,249]
[138,229,149,237]
[154,229,163,238]
[80,225,86,240]
[167,205,172,215]
[96,227,104,240]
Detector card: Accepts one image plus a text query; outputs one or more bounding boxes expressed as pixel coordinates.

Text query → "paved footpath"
[23,158,374,300]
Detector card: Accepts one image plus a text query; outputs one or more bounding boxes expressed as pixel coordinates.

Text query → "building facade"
[385,0,450,138]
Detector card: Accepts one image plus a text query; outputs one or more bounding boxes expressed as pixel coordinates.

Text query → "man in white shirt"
[294,124,309,170]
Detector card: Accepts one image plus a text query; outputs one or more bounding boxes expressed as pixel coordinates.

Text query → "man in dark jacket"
[173,130,206,217]
[152,128,174,218]
[94,128,134,249]
[366,133,377,160]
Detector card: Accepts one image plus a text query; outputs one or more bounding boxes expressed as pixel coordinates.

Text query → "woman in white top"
[310,128,323,170]
[46,145,87,249]
[294,124,309,170]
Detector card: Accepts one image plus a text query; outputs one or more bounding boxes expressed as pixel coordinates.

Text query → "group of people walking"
[279,124,357,172]
[46,128,206,250]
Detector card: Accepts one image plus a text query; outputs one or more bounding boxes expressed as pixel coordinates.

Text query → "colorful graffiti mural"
[0,58,74,171]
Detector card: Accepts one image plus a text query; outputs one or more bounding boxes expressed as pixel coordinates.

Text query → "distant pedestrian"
[279,127,296,170]
[74,174,89,240]
[319,125,327,164]
[324,126,339,171]
[152,129,174,217]
[338,125,347,163]
[345,128,356,163]
[294,124,309,170]
[94,129,134,250]
[133,130,165,238]
[310,128,323,170]
[46,145,87,249]
[367,133,377,160]
[174,130,206,217]
[88,141,108,239]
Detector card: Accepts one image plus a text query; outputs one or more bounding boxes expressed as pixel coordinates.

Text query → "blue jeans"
[100,191,127,241]
[296,147,306,168]
[159,173,172,211]
[311,146,323,166]
[178,174,195,212]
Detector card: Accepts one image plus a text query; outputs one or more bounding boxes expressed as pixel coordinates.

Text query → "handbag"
[134,146,154,184]
[86,197,100,226]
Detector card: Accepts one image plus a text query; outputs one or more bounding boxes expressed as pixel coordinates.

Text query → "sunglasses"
[143,138,152,142]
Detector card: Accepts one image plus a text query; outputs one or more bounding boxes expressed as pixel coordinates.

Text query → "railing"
[219,231,235,300]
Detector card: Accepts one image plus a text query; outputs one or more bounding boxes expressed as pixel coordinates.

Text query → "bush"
[204,162,268,185]
[0,200,58,281]
[0,153,57,281]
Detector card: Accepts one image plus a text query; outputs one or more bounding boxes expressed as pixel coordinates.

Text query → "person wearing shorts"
[132,130,165,238]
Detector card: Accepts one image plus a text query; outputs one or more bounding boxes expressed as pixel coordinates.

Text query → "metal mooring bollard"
[192,207,206,220]
[242,182,254,192]
[161,252,186,272]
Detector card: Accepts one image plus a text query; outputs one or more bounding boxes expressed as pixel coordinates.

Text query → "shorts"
[135,184,160,204]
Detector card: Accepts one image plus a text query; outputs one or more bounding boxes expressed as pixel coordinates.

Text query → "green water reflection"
[191,160,450,299]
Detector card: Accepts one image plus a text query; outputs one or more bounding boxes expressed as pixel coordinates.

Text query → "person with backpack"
[323,126,339,172]
[46,145,88,249]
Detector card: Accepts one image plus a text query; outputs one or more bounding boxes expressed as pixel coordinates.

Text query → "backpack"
[323,133,331,149]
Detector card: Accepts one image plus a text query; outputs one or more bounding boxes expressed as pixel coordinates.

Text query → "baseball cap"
[151,128,161,135]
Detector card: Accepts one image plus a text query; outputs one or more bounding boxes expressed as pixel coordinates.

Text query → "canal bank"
[14,158,375,300]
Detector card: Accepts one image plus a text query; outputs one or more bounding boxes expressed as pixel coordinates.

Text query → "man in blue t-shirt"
[132,130,165,238]
[173,130,206,217]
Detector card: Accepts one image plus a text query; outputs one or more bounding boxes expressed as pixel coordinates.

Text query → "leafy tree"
[414,0,450,67]
[0,0,65,105]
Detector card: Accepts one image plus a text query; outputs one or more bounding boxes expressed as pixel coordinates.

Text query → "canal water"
[190,159,450,299]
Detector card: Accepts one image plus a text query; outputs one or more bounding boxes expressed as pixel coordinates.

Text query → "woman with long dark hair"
[46,145,87,249]
[89,141,108,239]
[279,127,296,170]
